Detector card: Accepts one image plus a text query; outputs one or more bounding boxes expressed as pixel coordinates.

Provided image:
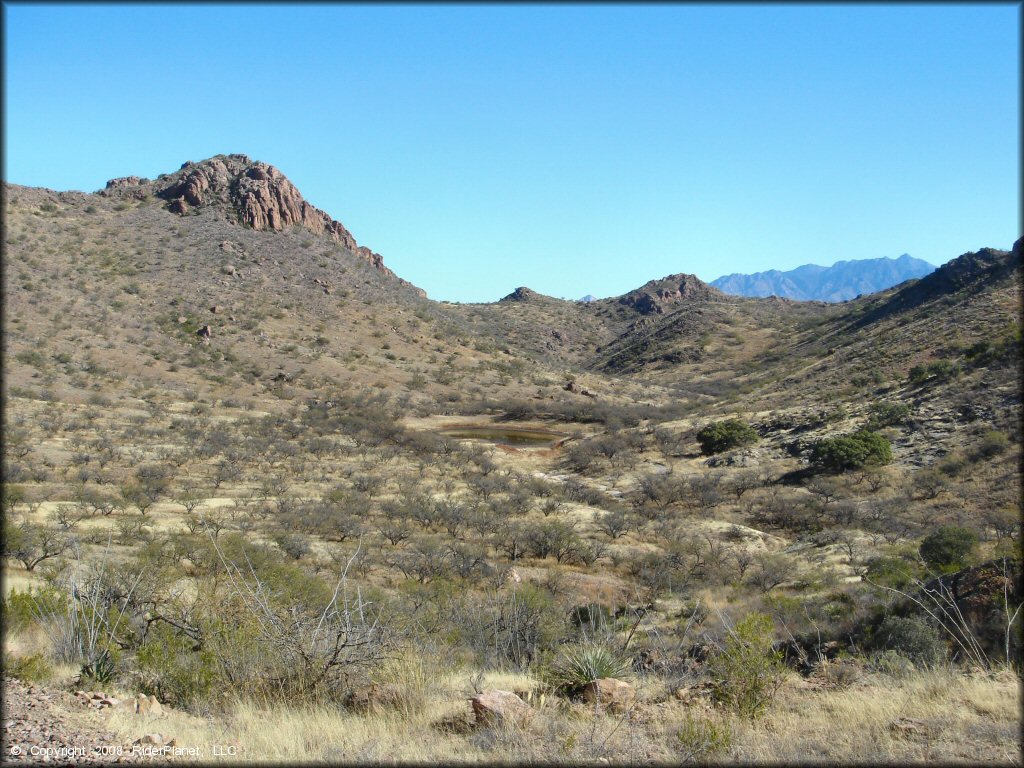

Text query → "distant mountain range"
[711,254,937,302]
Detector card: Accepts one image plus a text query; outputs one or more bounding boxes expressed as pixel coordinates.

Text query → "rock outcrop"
[103,154,422,292]
[618,274,717,315]
[500,286,542,303]
[154,155,392,271]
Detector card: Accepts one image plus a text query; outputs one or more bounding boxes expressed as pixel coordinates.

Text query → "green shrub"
[708,612,786,718]
[863,556,921,590]
[696,419,759,455]
[866,649,917,677]
[919,526,977,572]
[909,359,960,385]
[135,624,218,712]
[4,652,54,683]
[811,429,892,472]
[872,615,946,666]
[2,586,64,633]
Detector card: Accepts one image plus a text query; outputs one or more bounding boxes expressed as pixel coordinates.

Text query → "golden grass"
[732,669,1023,764]
[89,667,1022,764]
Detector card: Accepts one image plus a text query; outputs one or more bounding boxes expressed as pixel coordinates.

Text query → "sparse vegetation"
[1,165,1020,763]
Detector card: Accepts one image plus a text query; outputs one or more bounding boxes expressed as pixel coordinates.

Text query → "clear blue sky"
[3,3,1019,302]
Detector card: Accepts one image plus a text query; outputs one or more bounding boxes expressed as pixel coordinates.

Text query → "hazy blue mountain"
[711,254,936,302]
[578,294,598,303]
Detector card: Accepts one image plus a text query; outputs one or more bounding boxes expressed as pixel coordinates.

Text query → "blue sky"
[3,3,1019,302]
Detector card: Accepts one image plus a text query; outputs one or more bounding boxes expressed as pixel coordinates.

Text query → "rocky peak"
[618,273,717,315]
[103,154,407,284]
[500,286,542,303]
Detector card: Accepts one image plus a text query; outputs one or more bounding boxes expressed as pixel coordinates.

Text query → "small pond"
[435,425,569,447]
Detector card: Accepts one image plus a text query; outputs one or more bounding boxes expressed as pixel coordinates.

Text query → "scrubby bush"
[135,624,218,712]
[872,615,947,666]
[674,713,733,761]
[811,429,892,472]
[973,430,1009,460]
[909,359,960,385]
[919,526,977,572]
[696,419,759,455]
[708,612,786,718]
[4,652,54,683]
[866,401,910,430]
[2,586,65,633]
[864,556,921,590]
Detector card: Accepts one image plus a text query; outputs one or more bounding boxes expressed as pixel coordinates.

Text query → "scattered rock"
[705,449,760,468]
[209,305,223,314]
[221,264,236,276]
[564,381,596,397]
[196,325,212,341]
[4,676,142,763]
[470,689,531,727]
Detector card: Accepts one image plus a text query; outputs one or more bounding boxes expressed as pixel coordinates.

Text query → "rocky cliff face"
[103,154,412,288]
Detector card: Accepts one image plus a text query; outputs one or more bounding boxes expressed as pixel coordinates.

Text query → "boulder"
[345,683,404,713]
[131,694,163,715]
[470,689,531,727]
[167,197,189,215]
[581,678,635,712]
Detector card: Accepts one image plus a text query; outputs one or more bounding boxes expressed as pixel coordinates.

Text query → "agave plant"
[551,642,631,694]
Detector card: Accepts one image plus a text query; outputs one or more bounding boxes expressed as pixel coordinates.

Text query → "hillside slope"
[2,155,1020,764]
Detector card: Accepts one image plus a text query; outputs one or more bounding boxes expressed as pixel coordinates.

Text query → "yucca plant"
[549,642,631,695]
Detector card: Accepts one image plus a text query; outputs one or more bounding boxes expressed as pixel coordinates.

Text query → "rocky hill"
[100,153,423,294]
[2,154,1020,765]
[711,253,937,302]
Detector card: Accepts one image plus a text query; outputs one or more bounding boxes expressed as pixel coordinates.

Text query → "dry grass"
[84,666,1022,764]
[732,669,1022,764]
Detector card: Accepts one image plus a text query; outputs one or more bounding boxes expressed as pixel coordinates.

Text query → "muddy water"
[435,425,568,447]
